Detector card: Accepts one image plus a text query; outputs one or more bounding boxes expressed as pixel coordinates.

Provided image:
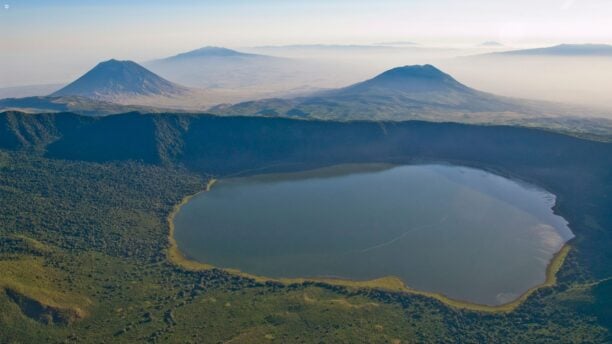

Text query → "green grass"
[0,256,91,320]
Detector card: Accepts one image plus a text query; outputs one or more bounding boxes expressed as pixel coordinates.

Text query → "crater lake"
[173,164,574,306]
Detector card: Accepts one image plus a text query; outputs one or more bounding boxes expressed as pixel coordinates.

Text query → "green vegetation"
[0,111,611,342]
[0,256,90,325]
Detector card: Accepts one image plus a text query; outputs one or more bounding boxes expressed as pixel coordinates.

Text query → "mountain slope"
[1,111,610,172]
[159,46,261,60]
[314,64,522,114]
[145,46,287,89]
[210,65,562,119]
[209,64,612,137]
[51,59,189,101]
[333,64,470,94]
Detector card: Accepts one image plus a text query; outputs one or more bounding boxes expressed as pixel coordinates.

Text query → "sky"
[1,0,612,86]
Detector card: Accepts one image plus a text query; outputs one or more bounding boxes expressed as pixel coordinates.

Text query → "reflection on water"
[174,164,574,305]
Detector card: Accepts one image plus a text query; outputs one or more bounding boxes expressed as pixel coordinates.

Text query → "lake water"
[173,164,574,305]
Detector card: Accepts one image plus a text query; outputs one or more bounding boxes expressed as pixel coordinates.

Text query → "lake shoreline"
[166,167,572,313]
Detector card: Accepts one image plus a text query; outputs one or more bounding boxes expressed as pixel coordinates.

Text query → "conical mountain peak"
[339,64,469,94]
[374,65,453,81]
[52,59,188,101]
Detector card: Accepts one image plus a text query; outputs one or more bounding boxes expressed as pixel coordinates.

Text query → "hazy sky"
[1,0,612,86]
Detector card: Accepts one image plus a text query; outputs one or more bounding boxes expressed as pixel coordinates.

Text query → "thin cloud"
[561,0,575,10]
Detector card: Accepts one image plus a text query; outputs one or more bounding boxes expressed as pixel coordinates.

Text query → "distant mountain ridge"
[144,46,288,89]
[376,41,419,46]
[159,46,262,60]
[480,41,503,47]
[488,44,612,57]
[3,63,611,139]
[51,59,190,101]
[0,84,65,99]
